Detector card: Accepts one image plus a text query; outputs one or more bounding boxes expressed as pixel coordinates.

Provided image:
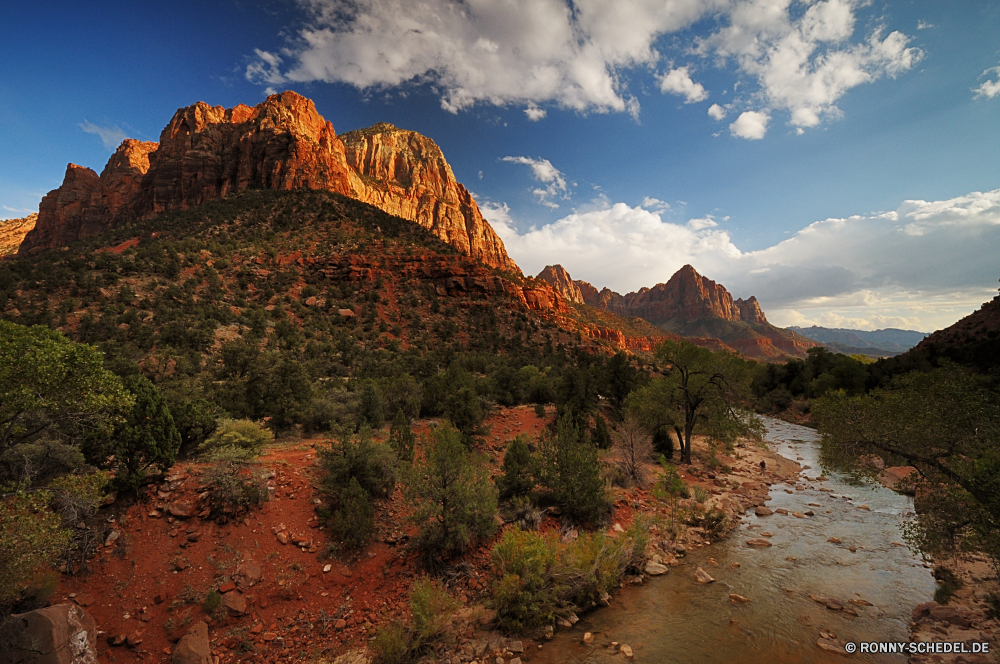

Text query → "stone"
[929,605,972,627]
[220,591,247,615]
[104,530,120,547]
[816,638,848,654]
[262,632,278,642]
[620,644,634,658]
[234,559,263,588]
[1,604,97,664]
[849,599,873,607]
[73,594,95,607]
[774,508,788,515]
[729,594,749,604]
[217,581,236,594]
[754,506,772,516]
[508,641,524,653]
[827,537,841,544]
[693,567,715,584]
[746,538,773,547]
[109,634,127,646]
[612,523,624,533]
[167,500,195,519]
[126,632,142,648]
[582,632,594,644]
[645,561,669,576]
[276,531,289,545]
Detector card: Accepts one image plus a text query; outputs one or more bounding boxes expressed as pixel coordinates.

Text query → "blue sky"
[2,1,999,331]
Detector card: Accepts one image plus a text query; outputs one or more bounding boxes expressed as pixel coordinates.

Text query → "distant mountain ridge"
[537,263,817,360]
[789,326,928,353]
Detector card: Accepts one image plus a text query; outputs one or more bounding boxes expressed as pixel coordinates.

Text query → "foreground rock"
[172,621,210,664]
[693,567,715,584]
[1,604,97,664]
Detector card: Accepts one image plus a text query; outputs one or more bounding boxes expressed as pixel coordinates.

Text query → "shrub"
[319,426,397,501]
[496,435,537,502]
[331,477,375,550]
[405,425,497,556]
[48,471,111,523]
[199,419,273,456]
[0,492,72,609]
[203,447,270,517]
[611,416,653,487]
[489,522,647,632]
[592,413,611,450]
[388,409,415,464]
[358,381,385,429]
[83,374,181,491]
[538,413,610,525]
[371,578,457,664]
[692,485,709,504]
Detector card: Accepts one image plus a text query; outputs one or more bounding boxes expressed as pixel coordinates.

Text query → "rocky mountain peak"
[536,265,585,304]
[17,92,519,273]
[735,296,767,324]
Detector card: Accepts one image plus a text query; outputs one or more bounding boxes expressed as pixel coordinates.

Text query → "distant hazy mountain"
[789,326,928,353]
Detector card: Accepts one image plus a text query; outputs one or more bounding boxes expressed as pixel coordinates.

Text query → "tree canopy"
[0,321,132,488]
[815,367,1000,566]
[626,339,763,464]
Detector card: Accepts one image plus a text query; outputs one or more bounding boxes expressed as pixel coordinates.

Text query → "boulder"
[234,559,262,588]
[172,622,211,664]
[644,561,669,576]
[754,506,772,516]
[929,605,972,628]
[746,538,773,547]
[220,591,247,615]
[167,500,195,518]
[693,567,715,584]
[1,604,97,664]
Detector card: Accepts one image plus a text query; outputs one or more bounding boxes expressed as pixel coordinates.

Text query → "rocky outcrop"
[341,124,518,273]
[537,265,585,304]
[0,604,97,664]
[735,296,767,324]
[18,92,519,272]
[0,213,37,256]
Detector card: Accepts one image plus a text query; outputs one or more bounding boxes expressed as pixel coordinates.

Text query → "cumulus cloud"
[78,120,128,151]
[973,66,1000,99]
[247,0,917,131]
[729,110,769,139]
[659,66,709,103]
[641,196,670,211]
[707,103,727,120]
[488,187,1000,331]
[501,156,570,208]
[697,0,922,131]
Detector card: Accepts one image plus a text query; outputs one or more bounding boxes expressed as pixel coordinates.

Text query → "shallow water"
[533,418,937,663]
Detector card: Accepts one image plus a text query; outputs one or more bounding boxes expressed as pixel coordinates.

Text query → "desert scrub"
[203,446,270,517]
[371,579,457,663]
[48,470,111,522]
[489,521,648,632]
[330,477,375,550]
[199,419,273,456]
[0,491,72,609]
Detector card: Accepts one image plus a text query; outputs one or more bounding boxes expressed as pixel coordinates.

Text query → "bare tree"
[612,416,654,487]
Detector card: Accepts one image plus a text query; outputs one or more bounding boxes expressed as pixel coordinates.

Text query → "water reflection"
[533,418,936,664]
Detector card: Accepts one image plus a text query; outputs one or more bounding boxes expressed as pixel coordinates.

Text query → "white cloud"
[916,20,934,30]
[729,110,769,139]
[659,66,709,103]
[707,103,727,120]
[641,196,670,211]
[501,156,570,208]
[973,66,1000,99]
[78,120,128,151]
[488,187,1000,332]
[524,104,547,121]
[247,0,917,131]
[697,0,922,131]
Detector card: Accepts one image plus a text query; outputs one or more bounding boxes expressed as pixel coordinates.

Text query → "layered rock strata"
[18,92,519,272]
[0,213,37,256]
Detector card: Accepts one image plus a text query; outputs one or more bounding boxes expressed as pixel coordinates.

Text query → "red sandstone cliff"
[536,265,585,304]
[341,124,518,273]
[18,92,519,273]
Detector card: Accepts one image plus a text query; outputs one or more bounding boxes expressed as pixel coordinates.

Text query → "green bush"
[539,413,610,525]
[331,477,375,550]
[199,419,273,456]
[83,374,181,491]
[489,522,647,632]
[405,425,497,556]
[48,471,111,523]
[371,578,457,664]
[389,409,415,464]
[203,447,270,517]
[358,381,385,429]
[592,413,611,450]
[0,492,72,609]
[496,435,537,502]
[319,426,397,501]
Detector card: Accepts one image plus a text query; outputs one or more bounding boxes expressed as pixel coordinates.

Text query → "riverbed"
[534,418,937,663]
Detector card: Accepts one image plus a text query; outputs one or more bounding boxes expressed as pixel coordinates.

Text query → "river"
[533,418,937,663]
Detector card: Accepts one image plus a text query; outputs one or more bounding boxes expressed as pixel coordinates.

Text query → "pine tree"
[332,477,375,550]
[541,412,609,524]
[497,435,537,501]
[358,381,385,429]
[592,412,612,450]
[389,409,415,463]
